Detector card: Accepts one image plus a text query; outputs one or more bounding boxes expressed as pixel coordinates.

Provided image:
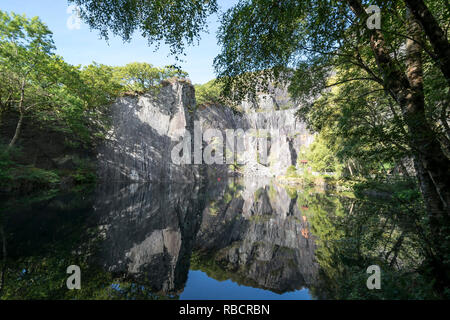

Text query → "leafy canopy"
[68,0,218,56]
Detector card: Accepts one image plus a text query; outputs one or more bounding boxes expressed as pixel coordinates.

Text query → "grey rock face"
[97,81,199,183]
[241,82,294,112]
[97,80,314,182]
[196,106,314,177]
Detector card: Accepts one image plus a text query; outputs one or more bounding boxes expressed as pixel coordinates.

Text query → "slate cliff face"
[97,80,314,182]
[97,81,199,183]
[197,106,314,177]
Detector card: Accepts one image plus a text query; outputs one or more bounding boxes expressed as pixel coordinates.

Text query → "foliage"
[1,1,448,300]
[194,79,224,106]
[0,11,190,194]
[0,146,61,192]
[15,167,60,185]
[0,148,14,186]
[305,133,342,174]
[68,0,218,56]
[285,165,298,177]
[213,3,450,272]
[70,157,96,185]
[302,190,446,299]
[115,62,188,93]
[190,249,274,291]
[79,62,123,108]
[67,1,450,204]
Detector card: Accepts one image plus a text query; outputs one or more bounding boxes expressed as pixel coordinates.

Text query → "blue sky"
[180,271,312,300]
[0,0,238,84]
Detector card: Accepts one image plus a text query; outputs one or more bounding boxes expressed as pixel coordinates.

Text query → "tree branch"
[404,0,450,84]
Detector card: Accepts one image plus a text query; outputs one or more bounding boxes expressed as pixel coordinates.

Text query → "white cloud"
[66,5,81,30]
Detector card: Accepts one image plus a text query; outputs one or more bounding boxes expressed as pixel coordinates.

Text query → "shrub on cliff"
[194,79,224,106]
[114,62,188,93]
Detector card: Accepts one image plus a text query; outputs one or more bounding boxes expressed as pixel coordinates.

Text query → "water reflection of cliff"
[93,178,319,296]
[93,182,205,296]
[194,178,318,293]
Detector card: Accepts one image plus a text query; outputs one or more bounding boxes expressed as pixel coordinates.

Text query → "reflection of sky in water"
[180,271,312,300]
[1,179,318,299]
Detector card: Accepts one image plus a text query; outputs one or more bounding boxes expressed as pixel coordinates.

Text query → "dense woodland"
[0,0,449,299]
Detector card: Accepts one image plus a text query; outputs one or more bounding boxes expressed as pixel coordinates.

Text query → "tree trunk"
[401,5,450,295]
[347,161,354,176]
[404,0,450,84]
[404,10,450,224]
[347,0,450,213]
[8,80,25,149]
[347,0,450,290]
[398,159,410,178]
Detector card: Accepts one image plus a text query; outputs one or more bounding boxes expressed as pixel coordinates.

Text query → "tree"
[213,0,450,259]
[303,65,413,179]
[115,62,162,92]
[194,79,224,106]
[68,0,218,55]
[67,1,450,210]
[0,11,128,151]
[0,11,56,148]
[79,62,123,108]
[305,134,342,174]
[404,0,450,84]
[306,191,442,299]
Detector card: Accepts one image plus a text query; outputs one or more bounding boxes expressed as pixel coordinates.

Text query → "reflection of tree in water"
[1,178,448,300]
[0,189,177,300]
[305,189,449,299]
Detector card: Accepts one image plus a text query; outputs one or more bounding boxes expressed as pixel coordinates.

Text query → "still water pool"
[0,177,422,299]
[180,270,311,300]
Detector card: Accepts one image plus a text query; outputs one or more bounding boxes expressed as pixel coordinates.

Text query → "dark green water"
[0,177,437,299]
